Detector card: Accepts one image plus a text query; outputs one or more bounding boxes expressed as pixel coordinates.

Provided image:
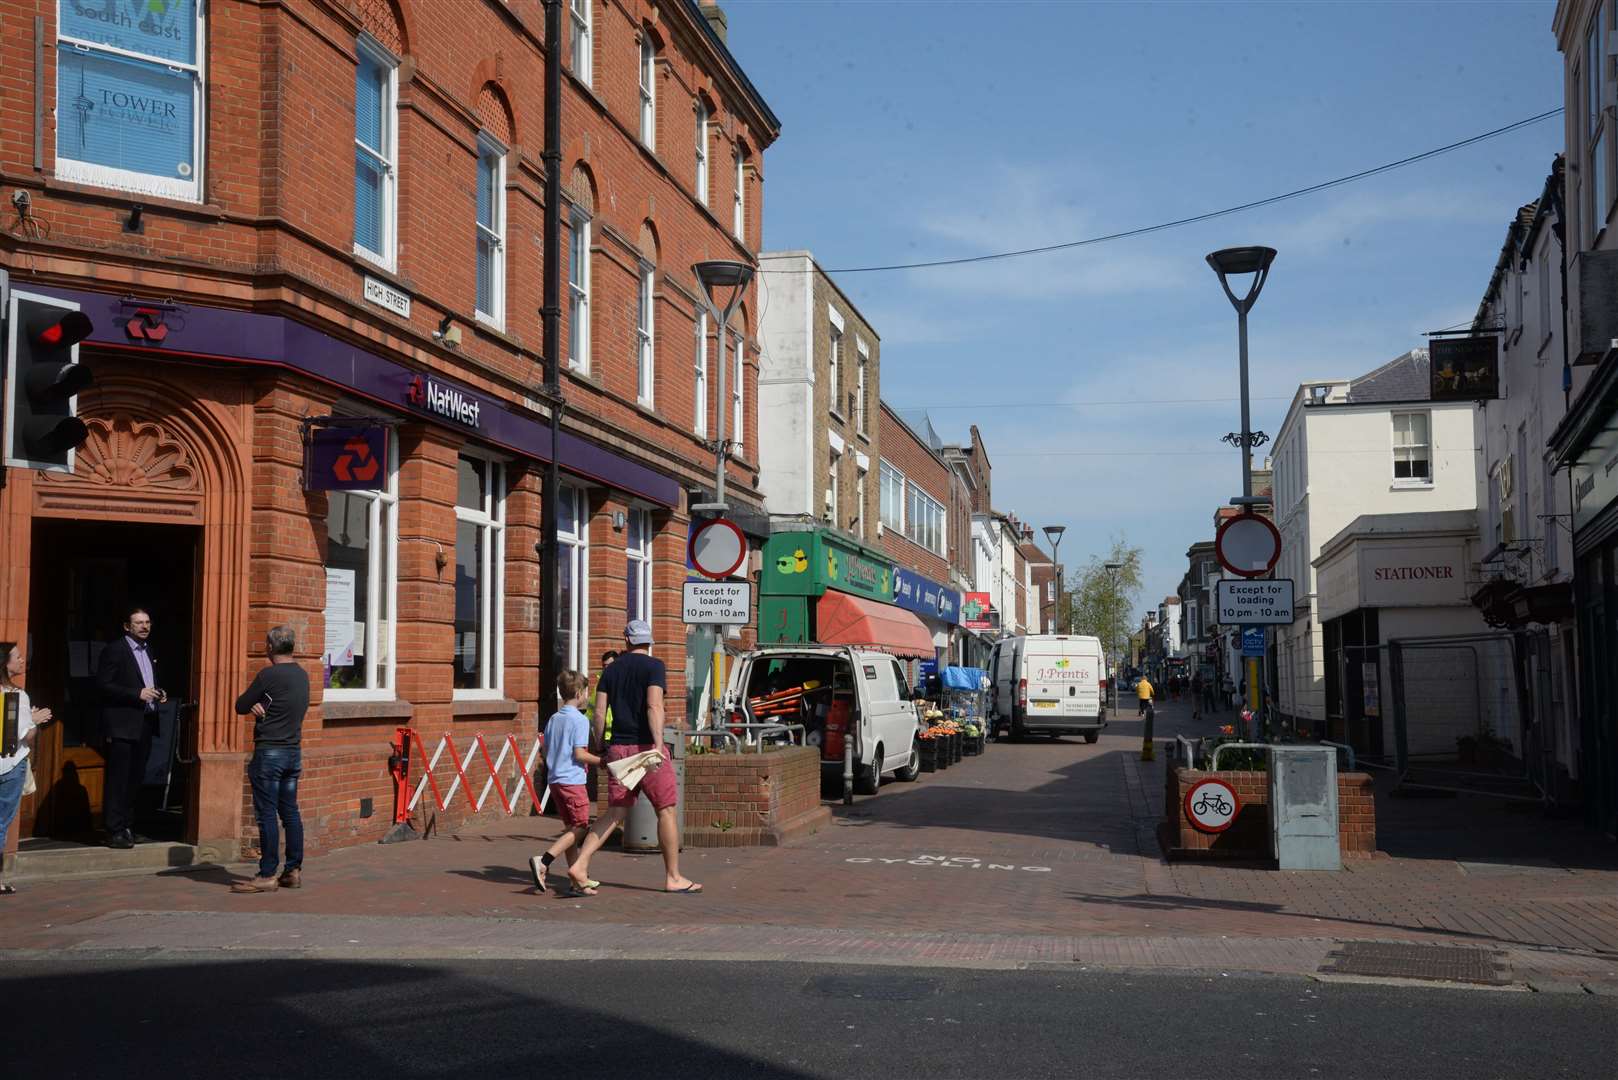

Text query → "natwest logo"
[406,374,482,429]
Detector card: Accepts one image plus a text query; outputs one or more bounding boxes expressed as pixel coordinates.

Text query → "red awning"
[816,590,936,657]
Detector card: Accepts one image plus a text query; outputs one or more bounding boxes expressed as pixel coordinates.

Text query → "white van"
[989,635,1107,742]
[723,646,924,794]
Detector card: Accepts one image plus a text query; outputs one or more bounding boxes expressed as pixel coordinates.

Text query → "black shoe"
[106,830,135,850]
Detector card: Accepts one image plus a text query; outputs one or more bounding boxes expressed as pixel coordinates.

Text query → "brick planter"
[1162,767,1377,861]
[683,746,831,847]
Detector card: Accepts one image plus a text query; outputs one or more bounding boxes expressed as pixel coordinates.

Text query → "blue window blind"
[354,146,384,254]
[476,236,494,314]
[59,0,198,66]
[476,153,495,230]
[57,46,195,179]
[355,55,385,153]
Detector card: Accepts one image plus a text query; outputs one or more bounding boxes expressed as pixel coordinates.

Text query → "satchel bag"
[21,759,36,796]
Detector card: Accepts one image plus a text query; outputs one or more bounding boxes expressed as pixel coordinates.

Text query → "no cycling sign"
[844,855,1052,872]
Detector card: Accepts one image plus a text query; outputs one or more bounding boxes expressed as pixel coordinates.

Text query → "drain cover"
[804,974,940,1001]
[1321,942,1507,985]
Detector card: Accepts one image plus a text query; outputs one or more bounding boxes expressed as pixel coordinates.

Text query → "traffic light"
[4,292,94,470]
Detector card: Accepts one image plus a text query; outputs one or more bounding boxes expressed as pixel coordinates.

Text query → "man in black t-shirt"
[566,620,701,895]
[230,624,310,894]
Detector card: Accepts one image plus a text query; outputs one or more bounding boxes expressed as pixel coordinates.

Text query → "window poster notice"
[324,568,356,668]
[1362,662,1381,718]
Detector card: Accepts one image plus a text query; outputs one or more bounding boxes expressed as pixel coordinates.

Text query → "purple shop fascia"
[35,287,679,506]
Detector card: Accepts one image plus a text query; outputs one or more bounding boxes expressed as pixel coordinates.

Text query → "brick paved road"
[6,697,1616,985]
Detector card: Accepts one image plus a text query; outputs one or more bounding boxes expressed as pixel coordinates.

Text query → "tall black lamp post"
[1042,524,1065,634]
[1205,246,1277,503]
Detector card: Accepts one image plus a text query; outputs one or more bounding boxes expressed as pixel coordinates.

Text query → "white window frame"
[626,506,653,623]
[733,148,746,241]
[638,35,656,149]
[323,430,399,700]
[453,455,506,698]
[879,460,905,531]
[55,1,207,203]
[731,329,744,457]
[854,465,867,539]
[569,208,591,373]
[1391,410,1432,485]
[570,0,592,85]
[1589,13,1610,242]
[906,484,946,556]
[475,135,507,328]
[827,449,840,524]
[695,102,710,206]
[828,323,842,413]
[558,485,590,672]
[694,308,709,438]
[636,261,655,406]
[855,341,869,434]
[352,35,398,270]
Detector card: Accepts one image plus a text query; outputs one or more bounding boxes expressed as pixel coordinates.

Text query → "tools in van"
[747,679,824,718]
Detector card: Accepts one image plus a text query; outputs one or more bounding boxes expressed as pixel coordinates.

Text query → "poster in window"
[323,568,357,668]
[59,0,199,65]
[1362,661,1381,719]
[57,47,195,181]
[1430,335,1500,402]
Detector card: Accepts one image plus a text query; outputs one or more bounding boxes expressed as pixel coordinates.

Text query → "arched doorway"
[22,365,250,848]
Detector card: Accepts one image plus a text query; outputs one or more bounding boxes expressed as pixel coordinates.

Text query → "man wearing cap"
[566,620,701,895]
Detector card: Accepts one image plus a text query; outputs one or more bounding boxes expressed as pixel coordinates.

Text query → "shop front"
[5,287,683,863]
[1314,510,1487,756]
[1550,349,1618,835]
[890,566,962,674]
[759,530,933,657]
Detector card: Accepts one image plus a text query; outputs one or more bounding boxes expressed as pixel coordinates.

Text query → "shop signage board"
[688,518,748,580]
[891,566,961,624]
[305,422,389,491]
[758,596,809,644]
[761,531,893,603]
[961,592,994,630]
[1184,778,1241,833]
[1430,334,1500,402]
[682,580,751,624]
[1215,579,1293,625]
[1215,512,1281,578]
[1570,406,1618,531]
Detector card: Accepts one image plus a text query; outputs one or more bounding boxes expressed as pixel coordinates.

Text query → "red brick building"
[0,0,777,866]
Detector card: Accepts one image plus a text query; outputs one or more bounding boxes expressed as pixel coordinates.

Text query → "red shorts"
[605,743,677,811]
[549,783,591,829]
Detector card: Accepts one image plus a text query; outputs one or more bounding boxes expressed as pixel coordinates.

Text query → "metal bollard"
[1141,702,1156,762]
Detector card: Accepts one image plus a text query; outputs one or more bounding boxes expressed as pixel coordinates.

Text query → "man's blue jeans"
[248,747,303,879]
[0,762,26,860]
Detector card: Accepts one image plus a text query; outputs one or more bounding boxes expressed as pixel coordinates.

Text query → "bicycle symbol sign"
[1184,778,1241,833]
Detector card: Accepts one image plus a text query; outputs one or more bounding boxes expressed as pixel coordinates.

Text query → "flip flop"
[529,855,548,894]
[0,883,15,895]
[665,882,703,894]
[559,882,597,898]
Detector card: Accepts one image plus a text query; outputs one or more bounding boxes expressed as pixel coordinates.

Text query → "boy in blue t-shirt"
[530,670,602,896]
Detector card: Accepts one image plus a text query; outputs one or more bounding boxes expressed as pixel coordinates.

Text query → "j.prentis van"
[406,375,481,428]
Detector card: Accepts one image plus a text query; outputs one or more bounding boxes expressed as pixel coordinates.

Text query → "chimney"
[701,3,728,42]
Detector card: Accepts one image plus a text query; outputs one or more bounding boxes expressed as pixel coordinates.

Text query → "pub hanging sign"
[304,418,390,491]
[1429,334,1500,402]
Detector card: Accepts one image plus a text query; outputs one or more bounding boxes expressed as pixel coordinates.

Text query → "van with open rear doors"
[989,634,1107,742]
[724,646,924,794]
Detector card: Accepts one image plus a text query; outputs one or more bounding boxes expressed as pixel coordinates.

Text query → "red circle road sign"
[1215,512,1281,578]
[1184,778,1241,833]
[688,518,748,580]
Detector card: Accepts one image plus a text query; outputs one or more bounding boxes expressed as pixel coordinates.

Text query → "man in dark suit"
[96,607,165,849]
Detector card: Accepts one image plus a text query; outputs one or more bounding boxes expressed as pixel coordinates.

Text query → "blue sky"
[727,0,1563,617]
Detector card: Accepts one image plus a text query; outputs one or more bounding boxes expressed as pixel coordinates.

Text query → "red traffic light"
[32,310,93,350]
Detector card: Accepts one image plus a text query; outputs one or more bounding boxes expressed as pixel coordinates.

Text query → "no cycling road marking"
[844,855,1052,872]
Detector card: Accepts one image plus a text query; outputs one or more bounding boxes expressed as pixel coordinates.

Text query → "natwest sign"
[406,374,482,429]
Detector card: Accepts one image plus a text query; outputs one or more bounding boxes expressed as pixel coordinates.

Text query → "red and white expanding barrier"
[384,727,547,840]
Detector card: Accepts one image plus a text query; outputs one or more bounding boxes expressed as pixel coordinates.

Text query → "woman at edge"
[0,641,53,895]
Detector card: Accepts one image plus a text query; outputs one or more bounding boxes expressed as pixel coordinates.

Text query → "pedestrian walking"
[231,624,309,894]
[529,670,603,896]
[1202,675,1217,716]
[0,642,53,896]
[95,607,165,849]
[1135,673,1154,716]
[566,621,701,895]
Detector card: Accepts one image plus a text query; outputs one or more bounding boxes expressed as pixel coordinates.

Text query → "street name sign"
[1216,578,1294,624]
[682,580,752,624]
[1215,511,1281,578]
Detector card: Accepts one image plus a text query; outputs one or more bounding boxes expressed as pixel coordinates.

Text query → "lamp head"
[1205,246,1277,277]
[1104,561,1124,571]
[1042,524,1066,547]
[693,259,755,321]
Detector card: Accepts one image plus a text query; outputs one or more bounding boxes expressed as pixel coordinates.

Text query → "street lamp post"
[1207,245,1277,726]
[1104,561,1123,715]
[692,260,755,734]
[1042,525,1066,635]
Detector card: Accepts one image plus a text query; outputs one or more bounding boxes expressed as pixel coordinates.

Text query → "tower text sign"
[1215,579,1294,625]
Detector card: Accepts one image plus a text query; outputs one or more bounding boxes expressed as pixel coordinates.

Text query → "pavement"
[9,954,1617,1079]
[5,697,1617,993]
